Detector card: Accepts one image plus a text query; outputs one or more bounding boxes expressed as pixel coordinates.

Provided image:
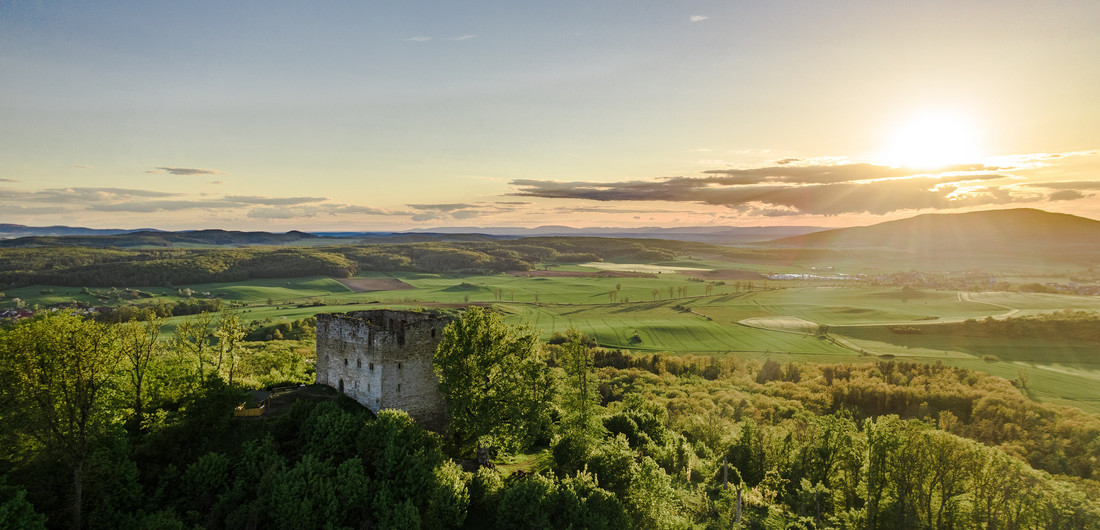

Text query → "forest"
[0,236,816,290]
[1,308,1098,529]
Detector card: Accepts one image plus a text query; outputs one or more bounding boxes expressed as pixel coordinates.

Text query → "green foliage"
[553,327,602,438]
[434,307,555,454]
[0,477,46,530]
[2,305,1099,529]
[0,313,124,529]
[494,471,629,530]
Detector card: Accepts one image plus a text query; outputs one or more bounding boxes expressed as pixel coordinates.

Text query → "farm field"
[8,260,1100,413]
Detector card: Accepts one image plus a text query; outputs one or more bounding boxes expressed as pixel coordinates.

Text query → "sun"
[880,112,983,169]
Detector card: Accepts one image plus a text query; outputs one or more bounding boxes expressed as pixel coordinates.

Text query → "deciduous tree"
[0,314,123,530]
[433,307,554,454]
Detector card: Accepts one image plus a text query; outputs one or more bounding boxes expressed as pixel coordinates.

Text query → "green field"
[7,259,1100,413]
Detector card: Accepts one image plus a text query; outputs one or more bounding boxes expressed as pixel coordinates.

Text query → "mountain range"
[2,209,1097,255]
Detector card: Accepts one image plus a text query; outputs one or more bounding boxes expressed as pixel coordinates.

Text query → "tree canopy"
[433,307,554,454]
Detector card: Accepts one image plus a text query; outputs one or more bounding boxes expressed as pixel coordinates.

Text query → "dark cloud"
[511,163,1030,216]
[0,178,20,182]
[153,167,222,176]
[1048,190,1088,201]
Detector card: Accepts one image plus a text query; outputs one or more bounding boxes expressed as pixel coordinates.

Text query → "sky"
[1,0,1098,231]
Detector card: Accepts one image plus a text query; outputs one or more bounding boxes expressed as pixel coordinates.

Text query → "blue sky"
[2,1,1098,230]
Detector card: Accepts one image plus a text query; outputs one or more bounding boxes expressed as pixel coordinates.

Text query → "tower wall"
[315,310,453,430]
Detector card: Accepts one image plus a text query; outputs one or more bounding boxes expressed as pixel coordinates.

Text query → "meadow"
[7,257,1100,412]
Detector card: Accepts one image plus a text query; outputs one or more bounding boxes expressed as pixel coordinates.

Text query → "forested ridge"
[1,310,1098,529]
[0,237,719,289]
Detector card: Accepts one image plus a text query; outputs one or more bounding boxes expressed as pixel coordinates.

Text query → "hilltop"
[767,208,1100,257]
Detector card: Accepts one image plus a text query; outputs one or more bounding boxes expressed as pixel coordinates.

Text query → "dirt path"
[957,291,1021,317]
[335,277,414,292]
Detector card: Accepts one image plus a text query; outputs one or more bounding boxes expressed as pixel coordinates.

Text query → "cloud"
[152,167,222,176]
[246,207,319,220]
[510,163,1035,216]
[408,203,479,212]
[0,205,74,214]
[1020,181,1100,190]
[406,202,522,222]
[454,34,478,41]
[690,15,709,22]
[1048,190,1088,201]
[699,162,1003,185]
[330,204,412,216]
[0,178,19,182]
[224,195,328,206]
[86,200,240,213]
[405,36,432,42]
[0,182,428,222]
[3,187,180,203]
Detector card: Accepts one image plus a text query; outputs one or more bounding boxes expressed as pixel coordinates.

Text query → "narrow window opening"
[431,328,437,339]
[343,358,348,366]
[398,362,403,370]
[357,359,361,368]
[397,384,401,393]
[369,362,374,371]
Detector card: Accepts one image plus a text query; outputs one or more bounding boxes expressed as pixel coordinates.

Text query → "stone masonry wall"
[315,310,454,430]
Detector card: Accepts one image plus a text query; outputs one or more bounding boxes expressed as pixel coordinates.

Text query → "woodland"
[1,307,1098,529]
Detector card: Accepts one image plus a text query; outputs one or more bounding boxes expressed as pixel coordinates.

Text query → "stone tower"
[315,309,454,430]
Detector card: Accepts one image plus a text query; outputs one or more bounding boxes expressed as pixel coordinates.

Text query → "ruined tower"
[315,309,454,430]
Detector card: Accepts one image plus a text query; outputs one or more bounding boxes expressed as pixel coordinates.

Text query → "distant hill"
[0,223,158,239]
[0,229,320,248]
[400,225,824,244]
[2,224,822,247]
[767,208,1100,256]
